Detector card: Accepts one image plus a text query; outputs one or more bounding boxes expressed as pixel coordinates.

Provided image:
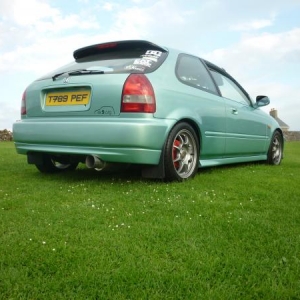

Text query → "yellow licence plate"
[46,90,91,106]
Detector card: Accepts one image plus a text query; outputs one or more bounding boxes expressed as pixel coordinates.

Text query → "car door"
[174,54,227,159]
[210,70,268,156]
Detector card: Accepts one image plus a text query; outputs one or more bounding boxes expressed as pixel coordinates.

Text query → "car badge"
[63,77,70,83]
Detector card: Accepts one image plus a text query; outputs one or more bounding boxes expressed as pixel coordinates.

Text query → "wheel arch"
[272,126,284,144]
[277,127,284,139]
[174,118,202,151]
[142,118,202,179]
[272,127,285,158]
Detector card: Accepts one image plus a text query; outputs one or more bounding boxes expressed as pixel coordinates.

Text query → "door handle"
[231,108,238,115]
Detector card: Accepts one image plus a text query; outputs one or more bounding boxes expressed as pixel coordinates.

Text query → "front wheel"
[267,131,283,165]
[164,123,199,181]
[35,154,78,173]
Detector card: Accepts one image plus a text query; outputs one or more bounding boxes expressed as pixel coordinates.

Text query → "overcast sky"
[1,0,300,130]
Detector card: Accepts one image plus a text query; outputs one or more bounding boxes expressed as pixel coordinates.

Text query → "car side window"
[176,54,218,94]
[210,70,250,105]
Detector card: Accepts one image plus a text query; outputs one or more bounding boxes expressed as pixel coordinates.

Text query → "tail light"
[21,90,26,115]
[121,74,156,113]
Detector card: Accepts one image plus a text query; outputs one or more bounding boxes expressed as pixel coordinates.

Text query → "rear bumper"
[13,117,175,164]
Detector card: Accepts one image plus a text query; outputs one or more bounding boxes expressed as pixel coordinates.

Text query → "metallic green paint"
[13,40,283,176]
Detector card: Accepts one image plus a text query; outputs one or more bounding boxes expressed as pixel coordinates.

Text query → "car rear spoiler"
[73,40,168,60]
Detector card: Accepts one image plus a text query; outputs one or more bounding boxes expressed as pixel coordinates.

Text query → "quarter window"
[176,55,218,94]
[210,70,250,105]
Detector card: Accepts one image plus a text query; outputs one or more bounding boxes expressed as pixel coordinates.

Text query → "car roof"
[73,40,250,98]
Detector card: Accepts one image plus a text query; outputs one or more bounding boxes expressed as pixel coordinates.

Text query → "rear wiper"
[52,69,104,81]
[52,71,68,81]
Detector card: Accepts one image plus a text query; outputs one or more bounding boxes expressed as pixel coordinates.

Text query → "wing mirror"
[254,95,270,108]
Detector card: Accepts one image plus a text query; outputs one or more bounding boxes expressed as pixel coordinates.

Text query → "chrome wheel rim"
[172,129,198,178]
[271,135,282,165]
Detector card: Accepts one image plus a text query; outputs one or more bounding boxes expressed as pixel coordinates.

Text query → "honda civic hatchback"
[13,40,283,181]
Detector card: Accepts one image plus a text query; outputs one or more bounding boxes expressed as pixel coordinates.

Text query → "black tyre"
[267,131,283,165]
[164,123,199,181]
[35,154,78,173]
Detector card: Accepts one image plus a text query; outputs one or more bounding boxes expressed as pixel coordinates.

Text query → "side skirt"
[200,154,267,168]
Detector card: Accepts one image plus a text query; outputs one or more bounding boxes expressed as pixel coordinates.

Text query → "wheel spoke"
[177,161,185,173]
[172,131,197,178]
[173,156,180,163]
[178,134,184,145]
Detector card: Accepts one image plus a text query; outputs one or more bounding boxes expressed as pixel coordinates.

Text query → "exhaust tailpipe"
[85,155,106,171]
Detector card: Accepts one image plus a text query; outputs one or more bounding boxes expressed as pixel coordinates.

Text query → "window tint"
[39,49,168,80]
[210,70,250,105]
[176,55,218,94]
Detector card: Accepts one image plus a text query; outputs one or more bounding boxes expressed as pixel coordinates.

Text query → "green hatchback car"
[13,40,283,181]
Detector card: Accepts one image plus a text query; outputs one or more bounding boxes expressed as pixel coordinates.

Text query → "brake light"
[96,42,117,49]
[21,90,26,115]
[121,74,156,113]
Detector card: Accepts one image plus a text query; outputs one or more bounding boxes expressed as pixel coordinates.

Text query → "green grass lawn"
[1,141,300,299]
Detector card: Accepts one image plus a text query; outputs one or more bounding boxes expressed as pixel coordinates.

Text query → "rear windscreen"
[39,46,168,80]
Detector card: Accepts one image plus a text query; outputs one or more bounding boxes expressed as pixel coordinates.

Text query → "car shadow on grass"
[31,163,150,184]
[29,161,266,184]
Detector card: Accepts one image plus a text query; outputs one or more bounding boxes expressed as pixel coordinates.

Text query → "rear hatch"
[24,40,168,118]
